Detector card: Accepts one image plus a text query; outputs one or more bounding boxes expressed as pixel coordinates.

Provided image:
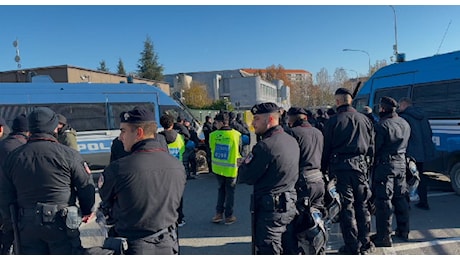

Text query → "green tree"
[137,35,164,80]
[117,58,126,75]
[183,81,212,108]
[97,60,109,72]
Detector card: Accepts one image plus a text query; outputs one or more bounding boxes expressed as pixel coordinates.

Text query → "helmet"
[242,134,250,145]
[186,140,196,149]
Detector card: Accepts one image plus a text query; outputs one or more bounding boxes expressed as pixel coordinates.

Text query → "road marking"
[383,236,460,254]
[428,191,456,197]
[179,236,251,247]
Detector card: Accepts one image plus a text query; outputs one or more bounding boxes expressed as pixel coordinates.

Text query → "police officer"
[0,107,95,254]
[282,107,327,255]
[202,115,214,172]
[321,88,375,255]
[210,112,242,225]
[98,107,186,255]
[238,102,299,255]
[371,97,411,246]
[0,114,29,167]
[0,114,29,253]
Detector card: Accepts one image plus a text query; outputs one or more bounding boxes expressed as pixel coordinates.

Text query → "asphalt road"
[80,170,460,255]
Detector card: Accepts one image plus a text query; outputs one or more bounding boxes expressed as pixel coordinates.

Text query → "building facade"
[0,65,171,95]
[164,69,291,110]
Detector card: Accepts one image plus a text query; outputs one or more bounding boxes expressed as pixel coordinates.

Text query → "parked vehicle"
[0,81,205,181]
[353,50,460,194]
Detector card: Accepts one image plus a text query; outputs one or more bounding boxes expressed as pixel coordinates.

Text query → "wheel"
[449,162,460,195]
[196,149,209,173]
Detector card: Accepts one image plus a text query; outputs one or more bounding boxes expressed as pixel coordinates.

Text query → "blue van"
[353,50,460,194]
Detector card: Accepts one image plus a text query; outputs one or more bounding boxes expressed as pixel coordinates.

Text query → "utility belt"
[20,202,82,236]
[255,192,294,213]
[376,153,405,164]
[300,169,323,183]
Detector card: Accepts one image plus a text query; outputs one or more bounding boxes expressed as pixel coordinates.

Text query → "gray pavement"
[80,170,460,255]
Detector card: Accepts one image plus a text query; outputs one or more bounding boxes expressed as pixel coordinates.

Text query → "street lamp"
[342,48,371,75]
[389,5,398,57]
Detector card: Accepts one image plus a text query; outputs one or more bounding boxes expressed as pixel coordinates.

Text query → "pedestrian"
[236,112,251,157]
[0,107,95,255]
[184,119,200,179]
[314,108,328,132]
[398,97,436,210]
[282,107,327,255]
[159,113,187,227]
[238,102,299,255]
[210,112,242,225]
[174,116,195,180]
[98,107,186,255]
[371,97,411,247]
[360,106,378,125]
[321,88,375,255]
[56,114,79,151]
[0,114,29,254]
[0,114,29,167]
[202,115,214,173]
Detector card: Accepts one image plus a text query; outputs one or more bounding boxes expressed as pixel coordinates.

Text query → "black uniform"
[238,125,299,255]
[321,103,374,255]
[373,110,411,243]
[0,132,95,254]
[99,138,186,255]
[282,118,325,254]
[0,133,28,167]
[110,134,167,163]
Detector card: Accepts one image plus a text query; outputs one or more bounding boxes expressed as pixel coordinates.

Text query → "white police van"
[0,81,200,177]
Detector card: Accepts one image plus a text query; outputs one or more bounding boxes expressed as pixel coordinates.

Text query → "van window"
[412,80,460,119]
[373,86,410,112]
[352,95,369,112]
[47,104,107,131]
[109,103,156,130]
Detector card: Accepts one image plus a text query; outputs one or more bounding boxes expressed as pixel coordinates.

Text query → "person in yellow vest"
[210,111,242,225]
[159,113,187,227]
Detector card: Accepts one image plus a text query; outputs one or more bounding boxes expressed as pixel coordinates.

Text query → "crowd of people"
[0,89,435,255]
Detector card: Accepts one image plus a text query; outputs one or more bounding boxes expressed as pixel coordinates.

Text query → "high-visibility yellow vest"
[168,134,185,161]
[210,129,241,178]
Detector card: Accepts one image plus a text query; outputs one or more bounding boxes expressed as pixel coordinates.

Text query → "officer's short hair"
[399,97,413,106]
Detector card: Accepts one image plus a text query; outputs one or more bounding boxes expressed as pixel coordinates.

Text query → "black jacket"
[321,104,374,173]
[375,112,411,162]
[288,120,323,173]
[399,106,435,163]
[99,138,186,240]
[238,125,299,200]
[0,133,95,220]
[0,133,28,167]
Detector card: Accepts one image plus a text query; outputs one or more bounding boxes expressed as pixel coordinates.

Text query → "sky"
[1,4,459,82]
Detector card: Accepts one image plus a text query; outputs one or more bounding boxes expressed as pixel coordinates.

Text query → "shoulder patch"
[83,162,91,175]
[98,174,104,189]
[244,152,254,164]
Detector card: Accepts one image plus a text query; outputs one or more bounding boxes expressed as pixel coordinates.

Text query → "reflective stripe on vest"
[209,129,241,178]
[168,134,185,161]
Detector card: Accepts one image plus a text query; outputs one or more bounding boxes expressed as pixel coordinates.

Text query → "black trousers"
[126,227,179,255]
[373,160,410,238]
[255,208,296,255]
[18,215,82,255]
[334,170,372,253]
[282,181,325,254]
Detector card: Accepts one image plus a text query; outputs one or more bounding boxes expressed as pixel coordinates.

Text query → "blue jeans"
[215,174,236,217]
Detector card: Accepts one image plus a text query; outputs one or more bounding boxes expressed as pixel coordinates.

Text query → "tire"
[449,162,460,195]
[196,149,209,174]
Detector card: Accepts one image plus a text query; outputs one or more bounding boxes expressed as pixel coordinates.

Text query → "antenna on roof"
[13,37,21,69]
[436,19,452,55]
